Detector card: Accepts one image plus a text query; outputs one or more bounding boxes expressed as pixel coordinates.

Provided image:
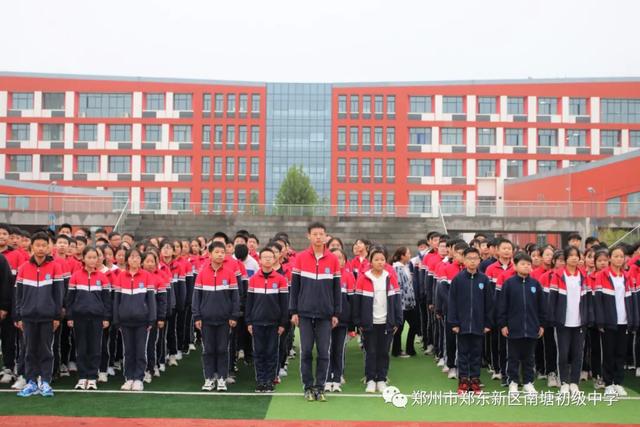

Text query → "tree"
[274,166,319,215]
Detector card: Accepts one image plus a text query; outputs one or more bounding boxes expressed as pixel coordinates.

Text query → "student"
[159,240,186,367]
[66,247,111,391]
[15,232,65,397]
[425,237,448,360]
[448,247,492,395]
[193,241,240,392]
[586,248,609,390]
[289,222,341,402]
[0,223,23,386]
[95,246,115,383]
[567,233,582,250]
[245,248,288,393]
[141,251,168,382]
[391,247,419,358]
[267,242,294,380]
[350,239,371,279]
[479,239,498,273]
[326,248,355,392]
[112,248,157,391]
[594,245,636,397]
[353,247,402,394]
[549,246,592,395]
[497,252,546,395]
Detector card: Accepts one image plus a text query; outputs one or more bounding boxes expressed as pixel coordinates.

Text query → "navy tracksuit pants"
[23,321,54,383]
[121,325,148,381]
[506,338,537,385]
[299,317,331,390]
[457,334,484,379]
[252,324,279,385]
[73,317,103,380]
[328,325,348,383]
[201,324,230,380]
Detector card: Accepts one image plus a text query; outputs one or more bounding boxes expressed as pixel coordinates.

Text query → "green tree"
[274,166,319,215]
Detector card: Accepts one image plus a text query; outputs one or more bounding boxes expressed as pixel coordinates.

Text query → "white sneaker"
[594,376,605,390]
[442,365,450,373]
[425,344,434,355]
[59,364,70,377]
[132,380,144,391]
[580,371,589,382]
[74,379,87,390]
[508,381,519,394]
[0,368,14,384]
[491,372,502,381]
[153,367,160,377]
[98,372,108,383]
[340,375,346,385]
[225,376,236,385]
[168,355,178,366]
[376,381,388,393]
[85,379,97,390]
[238,350,245,360]
[143,371,153,383]
[636,367,640,378]
[289,349,296,357]
[324,382,333,392]
[114,361,122,371]
[365,380,377,393]
[189,343,196,351]
[615,385,628,397]
[523,383,537,394]
[159,363,166,372]
[604,385,617,396]
[107,367,116,376]
[11,375,26,390]
[216,378,227,391]
[547,372,559,388]
[333,382,342,392]
[279,368,288,377]
[175,351,183,361]
[68,361,78,372]
[559,383,570,395]
[437,358,445,367]
[202,379,214,391]
[448,368,458,379]
[120,380,134,391]
[569,383,580,395]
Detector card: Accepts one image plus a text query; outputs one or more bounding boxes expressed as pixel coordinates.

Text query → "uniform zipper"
[469,273,474,334]
[522,277,527,338]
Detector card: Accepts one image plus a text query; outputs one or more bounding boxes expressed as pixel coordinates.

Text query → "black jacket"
[497,274,546,339]
[447,270,493,335]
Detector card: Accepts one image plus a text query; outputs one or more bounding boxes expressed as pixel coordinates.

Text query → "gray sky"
[2,0,639,83]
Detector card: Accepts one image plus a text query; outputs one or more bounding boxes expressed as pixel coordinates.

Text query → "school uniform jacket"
[435,260,463,318]
[338,268,356,326]
[0,253,13,313]
[112,269,157,327]
[192,263,241,325]
[66,268,111,320]
[352,270,402,331]
[424,252,443,306]
[447,269,493,335]
[496,274,546,339]
[14,255,65,322]
[162,259,187,312]
[149,270,169,322]
[593,267,637,331]
[289,247,342,320]
[548,268,593,327]
[245,270,289,327]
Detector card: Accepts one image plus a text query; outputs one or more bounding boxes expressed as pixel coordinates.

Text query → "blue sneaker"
[40,381,54,397]
[17,380,40,397]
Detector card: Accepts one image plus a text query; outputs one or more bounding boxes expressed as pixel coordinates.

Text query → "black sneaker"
[255,383,265,393]
[304,388,315,401]
[265,383,275,393]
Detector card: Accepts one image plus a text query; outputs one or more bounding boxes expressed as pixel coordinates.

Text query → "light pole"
[48,181,57,231]
[587,187,596,237]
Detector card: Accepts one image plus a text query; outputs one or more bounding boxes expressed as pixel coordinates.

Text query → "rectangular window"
[338,95,347,114]
[374,127,383,147]
[373,159,383,178]
[238,190,246,213]
[227,125,235,146]
[79,93,132,117]
[239,94,248,113]
[506,160,524,178]
[42,93,64,110]
[214,157,223,176]
[337,191,346,214]
[350,127,358,149]
[10,124,30,140]
[362,127,371,150]
[213,190,222,212]
[202,93,211,111]
[337,158,346,177]
[538,129,558,147]
[443,96,463,114]
[251,94,261,113]
[361,158,371,178]
[569,98,587,115]
[108,124,131,142]
[600,130,620,147]
[507,97,525,115]
[362,95,371,113]
[373,192,383,214]
[477,128,496,146]
[387,95,395,114]
[566,130,586,147]
[443,159,463,177]
[201,157,211,175]
[349,192,358,215]
[505,128,524,146]
[386,192,395,214]
[477,160,495,177]
[409,192,431,214]
[215,94,224,112]
[338,127,346,147]
[375,95,383,113]
[409,96,432,113]
[250,157,259,176]
[477,96,497,114]
[537,97,558,115]
[349,159,358,179]
[42,124,63,141]
[225,190,234,213]
[202,125,211,143]
[537,160,557,173]
[600,98,640,123]
[9,155,32,172]
[627,192,640,216]
[145,125,162,142]
[172,156,191,174]
[226,157,235,176]
[441,128,463,145]
[111,191,129,210]
[386,159,395,179]
[214,125,224,142]
[478,196,497,215]
[40,155,63,173]
[76,155,99,173]
[251,126,260,146]
[409,127,432,145]
[238,126,247,144]
[173,93,192,111]
[606,197,621,216]
[227,94,236,113]
[350,95,359,114]
[78,124,97,141]
[409,159,432,177]
[145,93,165,111]
[630,130,640,147]
[109,156,130,173]
[144,190,161,211]
[238,158,247,179]
[172,192,190,211]
[386,127,395,149]
[361,191,370,214]
[441,193,464,215]
[11,92,33,109]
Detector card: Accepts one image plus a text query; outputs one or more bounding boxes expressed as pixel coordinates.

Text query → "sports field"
[1,329,639,425]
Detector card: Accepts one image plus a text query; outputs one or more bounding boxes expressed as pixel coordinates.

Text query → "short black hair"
[234,244,249,261]
[259,247,275,257]
[514,252,532,265]
[235,229,250,239]
[0,223,10,233]
[75,236,88,245]
[426,231,440,240]
[80,227,92,239]
[567,233,582,242]
[453,242,469,252]
[563,245,581,261]
[247,234,259,244]
[55,234,71,243]
[212,231,231,245]
[208,241,226,252]
[266,241,283,252]
[495,237,514,249]
[585,236,599,246]
[463,247,480,257]
[95,228,107,234]
[122,232,134,239]
[124,248,142,264]
[307,222,326,233]
[233,234,248,244]
[108,231,120,239]
[416,239,428,247]
[59,223,72,231]
[31,231,50,244]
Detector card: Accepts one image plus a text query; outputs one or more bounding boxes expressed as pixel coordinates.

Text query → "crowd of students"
[0,222,638,401]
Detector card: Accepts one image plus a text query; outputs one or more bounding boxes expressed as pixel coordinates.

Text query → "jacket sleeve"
[279,277,289,327]
[146,284,157,325]
[175,266,187,312]
[112,287,120,326]
[245,283,254,326]
[548,273,558,327]
[0,255,12,312]
[230,285,241,322]
[496,281,507,329]
[332,258,342,317]
[288,257,301,315]
[156,279,167,322]
[65,272,77,320]
[391,275,402,328]
[593,272,605,329]
[102,274,112,322]
[352,274,364,327]
[483,275,494,330]
[192,273,202,322]
[536,280,547,328]
[447,276,459,328]
[14,266,24,321]
[53,264,65,321]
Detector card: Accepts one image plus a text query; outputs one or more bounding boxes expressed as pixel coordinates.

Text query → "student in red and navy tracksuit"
[245,247,288,393]
[14,232,65,397]
[160,240,186,367]
[594,245,637,397]
[327,247,355,392]
[193,241,240,392]
[548,246,593,394]
[142,251,168,381]
[112,248,157,391]
[448,247,493,394]
[66,247,112,390]
[289,222,341,402]
[353,247,402,394]
[0,222,23,385]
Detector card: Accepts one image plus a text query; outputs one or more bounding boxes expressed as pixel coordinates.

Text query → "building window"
[11,92,34,110]
[144,156,163,174]
[42,124,63,141]
[337,191,346,214]
[409,192,431,214]
[566,130,586,147]
[386,127,395,150]
[337,127,346,147]
[215,94,224,112]
[441,128,463,145]
[506,160,524,178]
[227,94,236,113]
[443,96,463,114]
[214,157,223,176]
[600,130,620,147]
[145,125,161,142]
[202,94,211,111]
[478,196,496,215]
[144,190,161,211]
[76,156,99,173]
[145,93,164,111]
[238,158,247,179]
[173,125,191,143]
[43,93,64,110]
[225,190,234,212]
[16,196,30,210]
[386,192,395,214]
[409,96,432,113]
[477,96,496,114]
[505,128,524,146]
[251,94,261,113]
[538,129,557,147]
[226,157,235,177]
[374,159,383,178]
[374,95,383,113]
[79,93,131,117]
[386,159,395,179]
[9,155,32,172]
[238,126,247,145]
[337,158,346,178]
[361,158,371,178]
[350,127,358,149]
[350,95,359,114]
[109,156,130,173]
[537,97,558,115]
[40,155,63,173]
[349,192,358,215]
[373,192,382,214]
[409,159,432,177]
[349,159,358,179]
[238,190,246,213]
[477,160,495,177]
[172,156,191,174]
[239,94,248,113]
[630,130,640,147]
[537,160,557,173]
[227,126,235,146]
[77,124,97,141]
[213,190,222,212]
[108,124,131,142]
[443,159,463,177]
[387,95,395,114]
[441,193,464,215]
[477,128,496,146]
[250,157,260,176]
[374,127,383,148]
[600,99,640,123]
[251,126,260,146]
[362,95,371,114]
[606,197,621,216]
[569,98,587,115]
[628,192,640,216]
[362,127,371,150]
[172,192,191,211]
[214,125,223,142]
[174,93,192,111]
[507,97,525,115]
[111,191,129,210]
[201,157,211,175]
[361,191,370,214]
[409,127,432,145]
[10,124,30,140]
[202,125,211,143]
[338,95,347,114]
